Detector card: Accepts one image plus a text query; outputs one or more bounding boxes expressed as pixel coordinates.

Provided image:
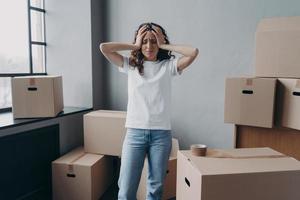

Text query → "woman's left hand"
[151,26,166,47]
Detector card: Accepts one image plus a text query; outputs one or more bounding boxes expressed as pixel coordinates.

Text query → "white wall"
[45,0,93,108]
[104,0,300,149]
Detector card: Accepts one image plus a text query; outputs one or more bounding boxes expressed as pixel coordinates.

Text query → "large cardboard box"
[52,147,113,200]
[137,138,179,200]
[177,147,300,200]
[224,77,277,128]
[11,75,63,118]
[255,16,300,78]
[276,78,300,130]
[84,110,127,156]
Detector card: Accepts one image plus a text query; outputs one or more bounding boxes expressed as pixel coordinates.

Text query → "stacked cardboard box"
[84,110,179,199]
[255,16,300,78]
[11,75,64,118]
[218,16,300,200]
[53,109,179,199]
[224,16,300,130]
[176,147,300,200]
[83,110,127,156]
[276,79,300,130]
[224,77,277,128]
[52,110,126,200]
[52,147,114,200]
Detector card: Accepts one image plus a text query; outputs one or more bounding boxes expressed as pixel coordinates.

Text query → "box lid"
[180,148,300,175]
[73,154,104,166]
[53,147,85,164]
[257,16,300,32]
[225,77,277,86]
[85,110,126,118]
[53,147,104,167]
[13,75,61,79]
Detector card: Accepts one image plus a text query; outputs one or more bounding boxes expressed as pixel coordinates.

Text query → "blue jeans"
[118,128,172,200]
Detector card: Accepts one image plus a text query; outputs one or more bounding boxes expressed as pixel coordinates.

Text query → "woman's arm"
[99,42,139,67]
[151,27,199,71]
[159,44,199,71]
[100,25,148,67]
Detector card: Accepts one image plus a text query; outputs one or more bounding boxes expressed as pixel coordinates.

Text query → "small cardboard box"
[137,138,179,200]
[255,16,300,78]
[84,110,126,156]
[52,147,114,200]
[11,75,63,118]
[276,78,300,130]
[224,77,277,128]
[177,147,300,200]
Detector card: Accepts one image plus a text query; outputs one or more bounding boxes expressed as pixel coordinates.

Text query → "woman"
[100,22,198,200]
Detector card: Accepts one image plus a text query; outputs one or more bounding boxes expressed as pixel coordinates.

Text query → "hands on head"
[151,26,166,47]
[134,23,166,48]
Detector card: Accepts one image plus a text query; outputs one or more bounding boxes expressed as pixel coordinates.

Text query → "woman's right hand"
[134,25,147,48]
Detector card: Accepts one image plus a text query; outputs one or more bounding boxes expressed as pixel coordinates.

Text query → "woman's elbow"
[192,48,199,58]
[99,43,106,53]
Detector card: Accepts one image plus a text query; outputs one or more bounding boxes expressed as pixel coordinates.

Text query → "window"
[0,0,46,112]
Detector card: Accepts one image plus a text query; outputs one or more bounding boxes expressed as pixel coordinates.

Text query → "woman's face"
[141,31,159,61]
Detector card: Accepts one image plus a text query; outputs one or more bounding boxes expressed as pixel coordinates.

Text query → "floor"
[100,157,176,200]
[100,179,176,200]
[28,179,175,200]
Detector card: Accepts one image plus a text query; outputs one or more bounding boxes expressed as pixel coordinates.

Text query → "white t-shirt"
[119,56,182,130]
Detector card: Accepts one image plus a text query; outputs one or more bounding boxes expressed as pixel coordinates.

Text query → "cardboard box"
[84,110,126,156]
[177,147,300,200]
[52,147,113,200]
[224,77,277,128]
[137,138,179,200]
[255,16,300,78]
[11,75,63,118]
[276,78,300,130]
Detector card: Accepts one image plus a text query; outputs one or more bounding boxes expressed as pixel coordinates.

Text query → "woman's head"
[130,22,174,75]
[141,30,159,61]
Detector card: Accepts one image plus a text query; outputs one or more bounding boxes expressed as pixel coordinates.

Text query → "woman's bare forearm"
[100,42,139,53]
[159,44,199,57]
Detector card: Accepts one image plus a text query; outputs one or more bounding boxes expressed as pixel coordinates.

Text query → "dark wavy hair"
[129,22,175,75]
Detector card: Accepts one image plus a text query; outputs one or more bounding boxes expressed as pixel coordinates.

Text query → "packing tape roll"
[190,144,207,156]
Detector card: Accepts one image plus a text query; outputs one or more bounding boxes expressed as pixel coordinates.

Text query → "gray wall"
[91,0,109,110]
[104,0,300,149]
[46,0,93,108]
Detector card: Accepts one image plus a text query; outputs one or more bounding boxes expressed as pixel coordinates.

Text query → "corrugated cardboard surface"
[137,138,179,200]
[84,110,127,156]
[255,16,300,78]
[176,147,300,200]
[11,75,63,118]
[53,76,64,116]
[277,78,300,130]
[52,147,113,200]
[224,77,277,128]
